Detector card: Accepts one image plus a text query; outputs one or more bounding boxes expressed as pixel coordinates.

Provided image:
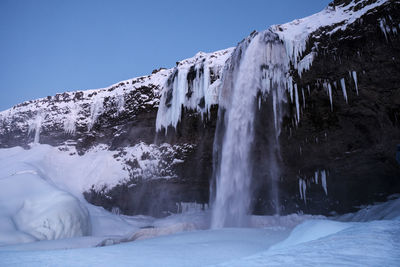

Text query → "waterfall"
[211,30,289,228]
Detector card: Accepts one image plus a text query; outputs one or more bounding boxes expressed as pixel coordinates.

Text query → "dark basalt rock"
[84,106,218,217]
[275,0,400,214]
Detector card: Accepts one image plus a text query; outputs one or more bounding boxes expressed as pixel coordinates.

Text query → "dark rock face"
[0,0,399,217]
[84,106,218,217]
[275,0,400,214]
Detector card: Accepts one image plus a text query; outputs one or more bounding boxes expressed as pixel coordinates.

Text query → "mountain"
[0,0,399,218]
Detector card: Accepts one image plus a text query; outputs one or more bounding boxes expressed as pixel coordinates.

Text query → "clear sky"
[0,0,331,111]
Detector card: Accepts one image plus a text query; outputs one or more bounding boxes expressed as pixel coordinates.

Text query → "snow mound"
[0,166,91,246]
[270,219,352,250]
[337,195,400,222]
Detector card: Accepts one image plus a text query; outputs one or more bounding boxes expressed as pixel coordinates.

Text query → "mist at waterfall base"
[211,30,288,228]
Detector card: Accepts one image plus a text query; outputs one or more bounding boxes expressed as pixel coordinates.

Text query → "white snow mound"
[0,167,91,246]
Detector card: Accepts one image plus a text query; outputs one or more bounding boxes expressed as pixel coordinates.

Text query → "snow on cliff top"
[0,48,233,116]
[272,0,390,67]
[0,48,233,136]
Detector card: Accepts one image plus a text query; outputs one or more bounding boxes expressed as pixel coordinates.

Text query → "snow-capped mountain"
[0,0,399,218]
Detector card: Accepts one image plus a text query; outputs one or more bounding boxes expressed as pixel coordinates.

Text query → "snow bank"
[0,165,90,246]
[337,195,400,222]
[270,219,352,250]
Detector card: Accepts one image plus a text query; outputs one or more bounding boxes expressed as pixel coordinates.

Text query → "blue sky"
[0,0,331,110]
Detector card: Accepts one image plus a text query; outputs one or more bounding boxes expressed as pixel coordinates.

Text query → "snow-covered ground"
[0,144,399,266]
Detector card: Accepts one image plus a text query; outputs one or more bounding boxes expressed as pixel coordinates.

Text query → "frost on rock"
[156,48,233,131]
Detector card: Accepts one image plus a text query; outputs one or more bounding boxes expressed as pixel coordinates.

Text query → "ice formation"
[88,95,104,130]
[379,18,389,42]
[156,49,233,131]
[63,105,78,134]
[340,78,348,103]
[299,178,307,204]
[321,170,328,195]
[328,83,333,111]
[28,111,44,144]
[352,71,359,95]
[294,84,300,124]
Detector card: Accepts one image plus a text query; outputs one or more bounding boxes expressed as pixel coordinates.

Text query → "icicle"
[298,178,307,204]
[258,96,261,110]
[321,170,328,195]
[287,77,294,103]
[340,78,348,103]
[301,88,305,107]
[294,84,300,124]
[352,71,359,95]
[328,83,333,112]
[314,171,319,184]
[299,179,303,199]
[379,18,388,42]
[272,90,278,131]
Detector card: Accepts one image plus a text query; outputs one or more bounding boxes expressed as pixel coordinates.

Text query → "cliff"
[0,0,399,217]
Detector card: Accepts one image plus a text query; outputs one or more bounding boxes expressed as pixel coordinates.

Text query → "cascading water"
[211,30,289,228]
